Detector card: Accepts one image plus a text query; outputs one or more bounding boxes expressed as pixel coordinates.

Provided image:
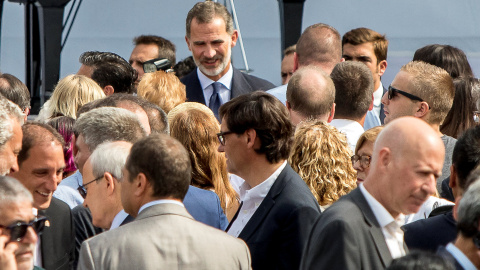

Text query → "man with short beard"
[181,1,274,119]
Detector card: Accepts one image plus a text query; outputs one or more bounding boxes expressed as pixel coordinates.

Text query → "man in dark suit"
[9,122,74,270]
[404,125,480,252]
[182,2,274,119]
[219,91,320,270]
[342,27,388,125]
[300,117,445,270]
[436,174,480,270]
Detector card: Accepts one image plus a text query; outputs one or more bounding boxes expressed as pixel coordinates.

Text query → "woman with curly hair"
[168,102,239,220]
[289,120,357,210]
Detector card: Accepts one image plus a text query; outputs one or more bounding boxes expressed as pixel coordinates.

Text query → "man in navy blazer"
[182,2,274,119]
[219,91,320,270]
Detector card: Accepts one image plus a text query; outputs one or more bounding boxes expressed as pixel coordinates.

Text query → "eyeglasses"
[77,176,103,199]
[216,131,234,146]
[388,86,425,102]
[0,216,48,242]
[351,155,372,168]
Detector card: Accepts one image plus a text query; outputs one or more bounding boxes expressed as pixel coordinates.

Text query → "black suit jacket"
[237,165,320,270]
[436,246,465,270]
[180,67,275,104]
[300,188,395,270]
[39,197,75,270]
[403,210,457,252]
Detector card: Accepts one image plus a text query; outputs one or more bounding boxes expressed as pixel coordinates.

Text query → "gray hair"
[74,107,147,152]
[0,96,24,148]
[457,178,480,237]
[90,141,132,181]
[0,176,33,207]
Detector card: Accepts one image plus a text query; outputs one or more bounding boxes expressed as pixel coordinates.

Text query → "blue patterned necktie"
[209,82,222,120]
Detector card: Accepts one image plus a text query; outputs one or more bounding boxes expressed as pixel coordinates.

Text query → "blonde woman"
[137,70,186,114]
[289,120,357,210]
[168,102,239,220]
[37,74,105,121]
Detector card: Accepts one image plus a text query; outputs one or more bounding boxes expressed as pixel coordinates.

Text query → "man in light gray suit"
[77,134,251,270]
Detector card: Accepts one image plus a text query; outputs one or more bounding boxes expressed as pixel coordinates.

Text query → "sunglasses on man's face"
[0,216,48,242]
[387,86,425,102]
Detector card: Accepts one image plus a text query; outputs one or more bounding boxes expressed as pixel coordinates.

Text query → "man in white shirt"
[267,23,342,105]
[342,27,388,125]
[437,177,480,270]
[330,61,375,153]
[301,117,445,269]
[80,141,133,230]
[219,91,320,270]
[77,134,251,270]
[285,66,335,126]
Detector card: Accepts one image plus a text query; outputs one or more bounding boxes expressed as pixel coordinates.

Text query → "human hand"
[0,232,19,270]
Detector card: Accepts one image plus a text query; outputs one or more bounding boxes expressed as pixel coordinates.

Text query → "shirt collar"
[373,81,384,108]
[197,64,233,91]
[359,184,405,228]
[446,243,477,270]
[330,119,364,131]
[138,199,184,215]
[238,161,287,202]
[110,209,129,230]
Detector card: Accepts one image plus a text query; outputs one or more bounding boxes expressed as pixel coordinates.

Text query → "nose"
[204,45,216,59]
[9,158,19,174]
[218,143,224,153]
[83,200,88,208]
[381,91,389,106]
[422,175,437,196]
[22,226,38,244]
[45,175,58,192]
[352,160,363,172]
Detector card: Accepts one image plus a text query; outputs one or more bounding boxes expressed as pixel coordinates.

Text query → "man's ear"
[231,30,238,47]
[245,128,259,149]
[369,95,374,111]
[378,147,391,169]
[286,101,291,110]
[293,52,299,72]
[378,60,388,77]
[72,135,78,156]
[185,36,192,51]
[414,102,429,118]
[327,103,335,123]
[134,172,149,197]
[103,85,114,96]
[104,172,116,196]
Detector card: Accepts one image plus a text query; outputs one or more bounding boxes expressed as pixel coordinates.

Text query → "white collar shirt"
[227,161,287,237]
[138,199,184,215]
[373,82,384,118]
[330,119,364,153]
[359,184,406,259]
[110,209,129,230]
[197,65,233,107]
[446,243,477,270]
[32,208,43,267]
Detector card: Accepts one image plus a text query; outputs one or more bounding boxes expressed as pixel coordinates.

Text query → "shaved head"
[364,117,445,217]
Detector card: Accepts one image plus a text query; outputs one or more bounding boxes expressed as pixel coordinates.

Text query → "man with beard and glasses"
[0,176,45,270]
[181,1,274,120]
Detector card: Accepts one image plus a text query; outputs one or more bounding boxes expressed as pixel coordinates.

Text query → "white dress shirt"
[330,119,365,153]
[359,184,406,259]
[197,65,233,107]
[445,243,476,270]
[138,199,184,215]
[32,208,43,268]
[110,209,129,230]
[227,161,287,237]
[373,82,384,118]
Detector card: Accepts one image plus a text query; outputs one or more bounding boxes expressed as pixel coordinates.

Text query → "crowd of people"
[1,1,480,270]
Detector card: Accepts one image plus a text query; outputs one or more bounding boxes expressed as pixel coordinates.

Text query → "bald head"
[295,23,342,74]
[364,117,444,218]
[286,66,335,126]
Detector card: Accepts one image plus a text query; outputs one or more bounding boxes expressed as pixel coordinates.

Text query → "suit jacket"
[436,246,465,270]
[237,165,320,270]
[77,203,252,270]
[181,67,275,104]
[39,197,75,270]
[403,210,457,252]
[185,185,228,230]
[300,188,394,270]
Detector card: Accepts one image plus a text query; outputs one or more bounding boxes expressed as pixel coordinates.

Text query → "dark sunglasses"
[0,216,48,242]
[77,176,103,199]
[216,131,234,146]
[351,154,372,168]
[388,86,425,102]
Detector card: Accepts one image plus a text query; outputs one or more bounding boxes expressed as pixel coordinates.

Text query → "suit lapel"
[183,69,206,104]
[38,209,53,264]
[238,166,290,241]
[231,68,254,98]
[351,189,392,268]
[379,86,387,124]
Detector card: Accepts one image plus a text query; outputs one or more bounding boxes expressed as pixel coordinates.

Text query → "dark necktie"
[209,82,222,120]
